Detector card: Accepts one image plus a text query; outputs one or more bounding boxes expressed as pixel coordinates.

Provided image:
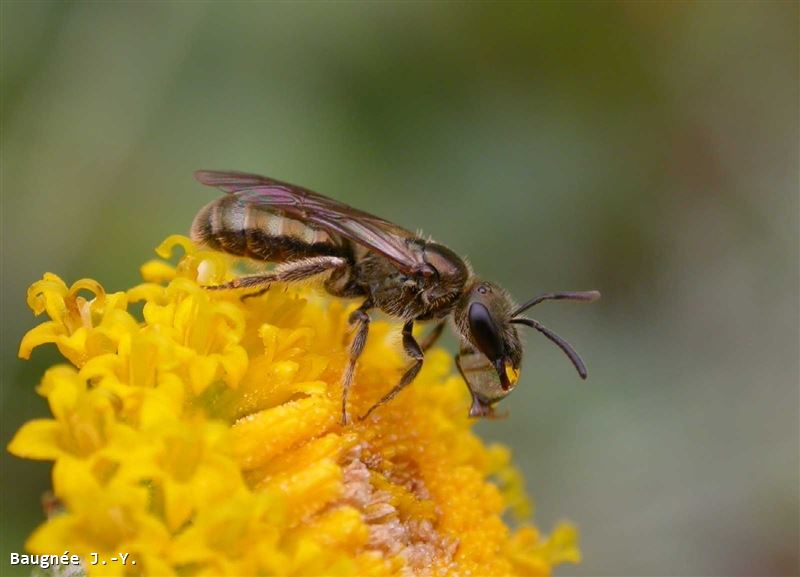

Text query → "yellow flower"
[9,235,580,576]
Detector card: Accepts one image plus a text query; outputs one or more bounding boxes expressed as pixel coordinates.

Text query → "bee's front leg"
[341,299,373,425]
[360,320,423,421]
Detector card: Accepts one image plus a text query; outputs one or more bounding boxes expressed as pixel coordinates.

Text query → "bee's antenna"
[510,317,589,379]
[511,290,600,318]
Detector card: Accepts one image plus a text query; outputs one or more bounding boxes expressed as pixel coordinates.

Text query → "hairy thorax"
[354,243,468,321]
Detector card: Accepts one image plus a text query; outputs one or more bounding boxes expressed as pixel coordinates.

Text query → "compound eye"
[468,302,504,362]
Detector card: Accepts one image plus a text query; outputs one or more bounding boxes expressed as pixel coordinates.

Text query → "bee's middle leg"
[420,319,446,351]
[360,320,423,421]
[341,299,372,425]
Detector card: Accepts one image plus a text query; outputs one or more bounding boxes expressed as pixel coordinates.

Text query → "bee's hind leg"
[204,256,348,292]
[241,286,272,301]
[342,299,373,425]
[360,320,423,421]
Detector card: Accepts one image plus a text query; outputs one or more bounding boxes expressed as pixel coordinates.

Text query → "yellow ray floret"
[8,235,580,576]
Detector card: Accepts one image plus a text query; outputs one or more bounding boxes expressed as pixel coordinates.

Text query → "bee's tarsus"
[359,320,424,420]
[240,285,271,301]
[342,300,372,426]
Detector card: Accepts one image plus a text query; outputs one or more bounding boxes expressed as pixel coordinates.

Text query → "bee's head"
[454,281,522,416]
[455,281,601,418]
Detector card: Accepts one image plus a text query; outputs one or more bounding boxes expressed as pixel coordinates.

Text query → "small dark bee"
[191,170,600,424]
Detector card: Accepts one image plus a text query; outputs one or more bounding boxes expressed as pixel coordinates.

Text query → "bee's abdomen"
[191,196,347,262]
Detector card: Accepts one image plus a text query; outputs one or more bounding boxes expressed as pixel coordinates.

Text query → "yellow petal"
[140,259,177,284]
[6,419,62,459]
[84,329,119,359]
[188,355,219,395]
[163,478,196,532]
[26,273,68,317]
[249,433,347,486]
[52,457,99,504]
[80,353,122,382]
[138,375,185,429]
[18,321,65,359]
[219,345,248,389]
[232,396,337,470]
[55,328,89,366]
[259,458,343,522]
[155,234,196,260]
[128,281,167,304]
[292,506,369,551]
[25,515,78,554]
[542,522,581,565]
[69,278,106,311]
[38,365,84,419]
[142,301,175,327]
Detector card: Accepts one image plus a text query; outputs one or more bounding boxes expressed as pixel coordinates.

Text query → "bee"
[191,170,600,424]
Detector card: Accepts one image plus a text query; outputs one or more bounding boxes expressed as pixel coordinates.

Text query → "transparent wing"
[195,170,424,273]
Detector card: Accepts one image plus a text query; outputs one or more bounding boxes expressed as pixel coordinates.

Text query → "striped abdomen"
[191,195,349,262]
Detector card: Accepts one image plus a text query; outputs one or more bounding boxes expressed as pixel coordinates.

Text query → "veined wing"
[195,170,424,274]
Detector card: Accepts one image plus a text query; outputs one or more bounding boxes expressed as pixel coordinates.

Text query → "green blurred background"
[2,2,797,575]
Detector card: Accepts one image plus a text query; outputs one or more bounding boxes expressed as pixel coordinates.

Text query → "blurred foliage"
[1,2,797,576]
